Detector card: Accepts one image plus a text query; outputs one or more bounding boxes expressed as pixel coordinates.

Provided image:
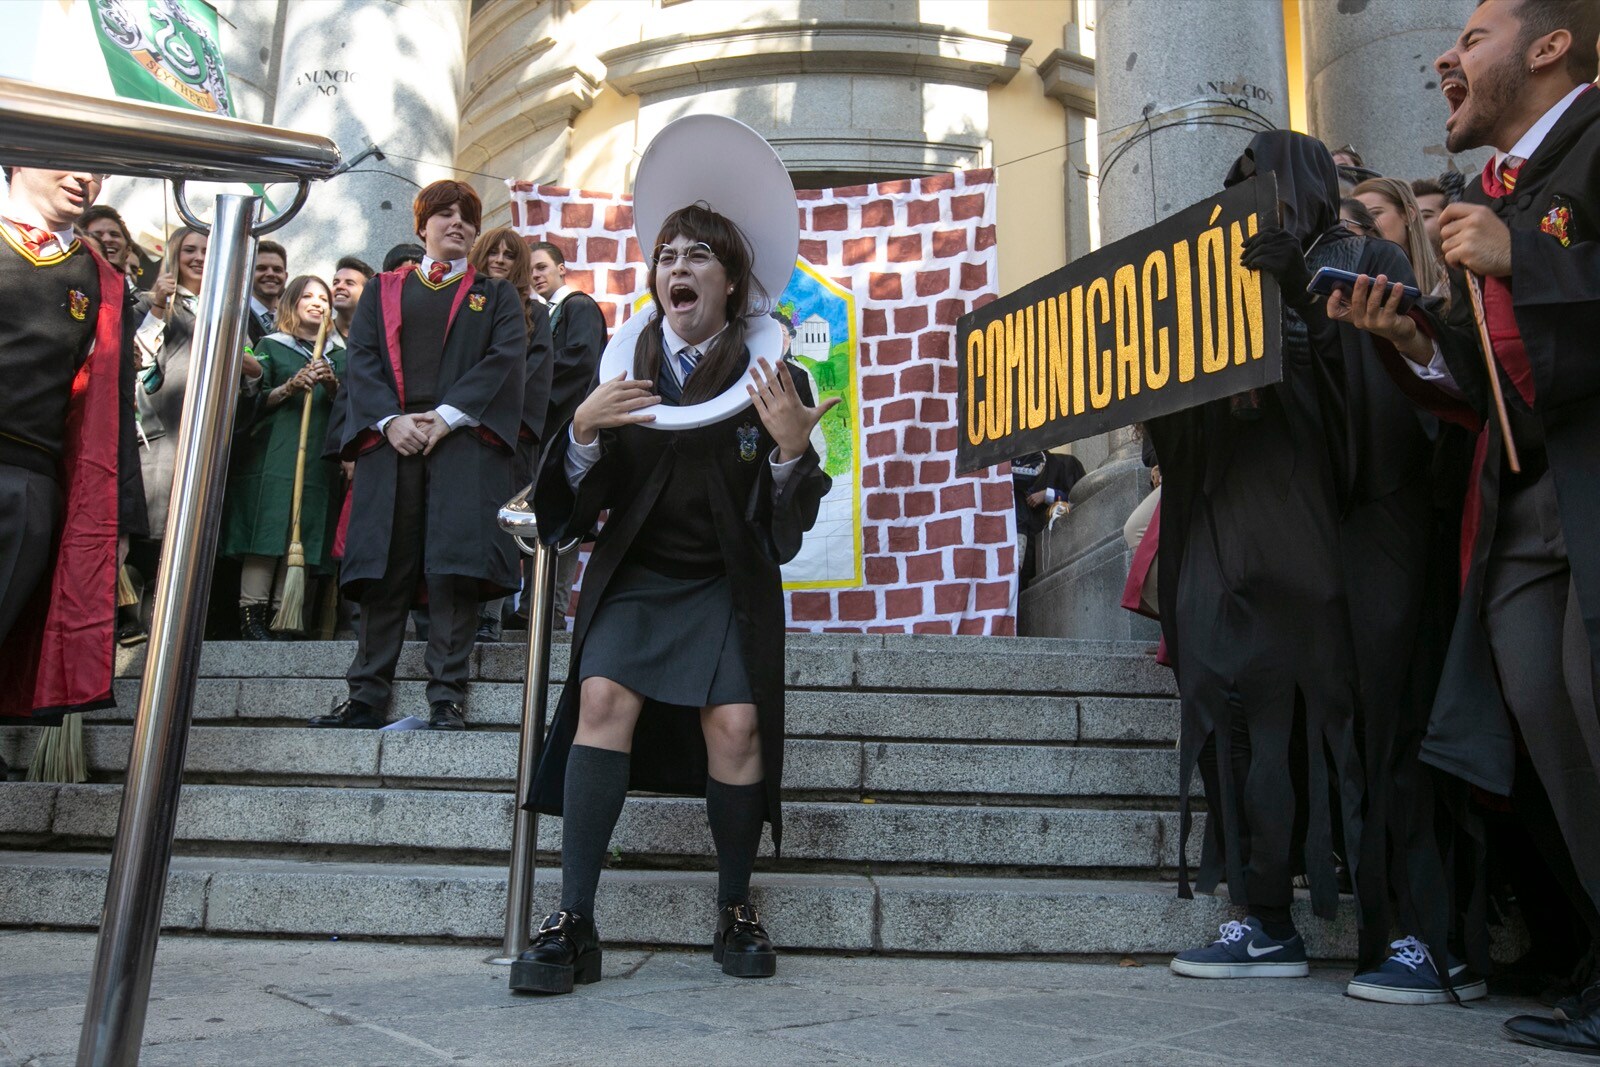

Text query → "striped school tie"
[1499,156,1524,195]
[678,346,699,385]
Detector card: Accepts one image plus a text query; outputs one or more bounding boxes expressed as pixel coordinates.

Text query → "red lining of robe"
[0,247,124,719]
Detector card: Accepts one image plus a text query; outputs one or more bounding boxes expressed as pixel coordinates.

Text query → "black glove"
[1240,226,1312,308]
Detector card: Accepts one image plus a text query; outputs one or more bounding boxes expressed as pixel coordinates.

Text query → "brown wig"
[413,180,482,238]
[275,275,332,339]
[470,226,535,330]
[633,203,767,405]
[164,225,208,292]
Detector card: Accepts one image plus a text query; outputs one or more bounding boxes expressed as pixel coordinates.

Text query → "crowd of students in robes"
[84,209,608,650]
[5,0,1600,1052]
[1111,3,1600,1054]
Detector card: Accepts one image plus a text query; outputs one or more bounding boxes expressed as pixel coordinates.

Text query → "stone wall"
[508,170,1016,635]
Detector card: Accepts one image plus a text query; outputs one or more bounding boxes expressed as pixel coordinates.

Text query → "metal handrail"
[0,76,340,182]
[0,76,336,1067]
[490,487,580,965]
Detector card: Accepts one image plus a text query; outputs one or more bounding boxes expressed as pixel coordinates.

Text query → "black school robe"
[0,241,146,721]
[1150,133,1421,957]
[1400,87,1600,808]
[523,352,830,852]
[518,299,555,477]
[336,265,528,599]
[546,290,606,435]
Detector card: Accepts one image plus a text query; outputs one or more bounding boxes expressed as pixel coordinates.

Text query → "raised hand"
[1440,203,1512,278]
[1326,273,1432,365]
[572,372,660,445]
[747,357,841,463]
[1240,226,1311,305]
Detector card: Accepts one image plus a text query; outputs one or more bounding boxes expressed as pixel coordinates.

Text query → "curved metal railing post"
[489,487,576,963]
[0,75,339,1067]
[76,191,259,1067]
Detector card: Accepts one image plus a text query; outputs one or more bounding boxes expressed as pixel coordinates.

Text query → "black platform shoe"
[427,700,466,731]
[713,903,776,978]
[510,910,602,995]
[307,699,387,729]
[239,603,273,641]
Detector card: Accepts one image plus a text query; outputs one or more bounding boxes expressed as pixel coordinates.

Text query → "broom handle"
[1463,272,1522,474]
[286,316,332,554]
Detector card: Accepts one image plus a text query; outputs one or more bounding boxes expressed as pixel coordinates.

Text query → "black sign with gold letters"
[957,175,1282,472]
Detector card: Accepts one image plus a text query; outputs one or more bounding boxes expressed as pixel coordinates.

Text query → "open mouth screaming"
[670,283,699,312]
[1442,77,1468,124]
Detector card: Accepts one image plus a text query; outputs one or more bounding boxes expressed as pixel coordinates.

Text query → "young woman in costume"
[220,275,345,639]
[468,226,555,641]
[511,120,832,996]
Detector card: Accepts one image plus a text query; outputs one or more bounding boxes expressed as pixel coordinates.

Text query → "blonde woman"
[220,275,345,639]
[1352,177,1451,302]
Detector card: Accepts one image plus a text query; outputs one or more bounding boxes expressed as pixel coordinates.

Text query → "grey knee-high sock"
[559,744,631,916]
[706,777,767,908]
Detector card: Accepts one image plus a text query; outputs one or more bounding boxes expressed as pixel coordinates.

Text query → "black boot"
[239,603,272,641]
[427,700,466,731]
[510,910,602,995]
[307,698,387,729]
[714,903,776,978]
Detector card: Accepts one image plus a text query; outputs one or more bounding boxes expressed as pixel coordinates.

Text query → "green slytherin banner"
[91,0,233,116]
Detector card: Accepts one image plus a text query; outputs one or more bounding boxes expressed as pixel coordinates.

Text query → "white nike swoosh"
[1246,943,1284,957]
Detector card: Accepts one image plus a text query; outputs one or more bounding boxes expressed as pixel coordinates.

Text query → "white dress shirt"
[1407,83,1591,395]
[0,211,76,258]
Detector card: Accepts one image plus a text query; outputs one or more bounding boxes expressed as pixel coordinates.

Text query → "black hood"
[1225,130,1343,250]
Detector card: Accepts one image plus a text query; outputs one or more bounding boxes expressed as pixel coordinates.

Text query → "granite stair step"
[0,781,1198,870]
[0,725,1183,799]
[0,850,1353,958]
[88,678,1179,744]
[113,636,1175,698]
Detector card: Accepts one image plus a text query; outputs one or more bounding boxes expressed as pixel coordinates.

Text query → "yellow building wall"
[987,0,1076,293]
[1283,0,1307,132]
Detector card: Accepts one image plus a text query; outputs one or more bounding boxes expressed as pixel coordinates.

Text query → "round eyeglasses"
[654,242,719,269]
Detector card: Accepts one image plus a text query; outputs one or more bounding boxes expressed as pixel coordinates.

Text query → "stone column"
[1020,0,1289,640]
[1301,0,1488,181]
[269,0,469,276]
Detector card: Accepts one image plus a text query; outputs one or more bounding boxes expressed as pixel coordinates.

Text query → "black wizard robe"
[1382,85,1600,905]
[336,265,528,598]
[523,350,830,852]
[1149,133,1439,963]
[0,238,145,722]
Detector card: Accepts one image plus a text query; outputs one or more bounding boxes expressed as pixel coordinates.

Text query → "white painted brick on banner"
[507,172,1015,635]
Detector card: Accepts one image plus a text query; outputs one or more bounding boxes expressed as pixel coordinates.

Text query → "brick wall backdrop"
[508,170,1016,636]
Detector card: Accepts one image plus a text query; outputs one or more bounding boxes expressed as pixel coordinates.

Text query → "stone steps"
[89,680,1180,745]
[112,636,1174,697]
[0,725,1183,799]
[1,781,1197,870]
[0,851,1355,958]
[0,636,1282,955]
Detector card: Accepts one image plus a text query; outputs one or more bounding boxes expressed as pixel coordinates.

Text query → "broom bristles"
[271,563,306,634]
[116,565,139,608]
[26,714,87,783]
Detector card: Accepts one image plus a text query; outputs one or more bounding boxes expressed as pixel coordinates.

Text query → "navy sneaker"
[1171,917,1310,979]
[1346,936,1488,1005]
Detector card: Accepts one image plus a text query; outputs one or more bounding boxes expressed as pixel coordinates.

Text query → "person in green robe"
[220,274,346,639]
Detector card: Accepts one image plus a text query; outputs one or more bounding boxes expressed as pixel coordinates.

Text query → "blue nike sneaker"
[1346,936,1488,1005]
[1170,917,1310,978]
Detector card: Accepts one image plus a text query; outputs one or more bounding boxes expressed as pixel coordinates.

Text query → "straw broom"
[271,315,332,634]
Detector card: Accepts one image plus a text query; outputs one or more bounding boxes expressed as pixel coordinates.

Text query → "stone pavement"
[0,930,1589,1066]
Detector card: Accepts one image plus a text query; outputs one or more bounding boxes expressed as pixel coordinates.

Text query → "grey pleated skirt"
[579,561,753,707]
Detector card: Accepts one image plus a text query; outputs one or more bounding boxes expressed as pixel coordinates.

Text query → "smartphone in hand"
[1306,267,1421,314]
